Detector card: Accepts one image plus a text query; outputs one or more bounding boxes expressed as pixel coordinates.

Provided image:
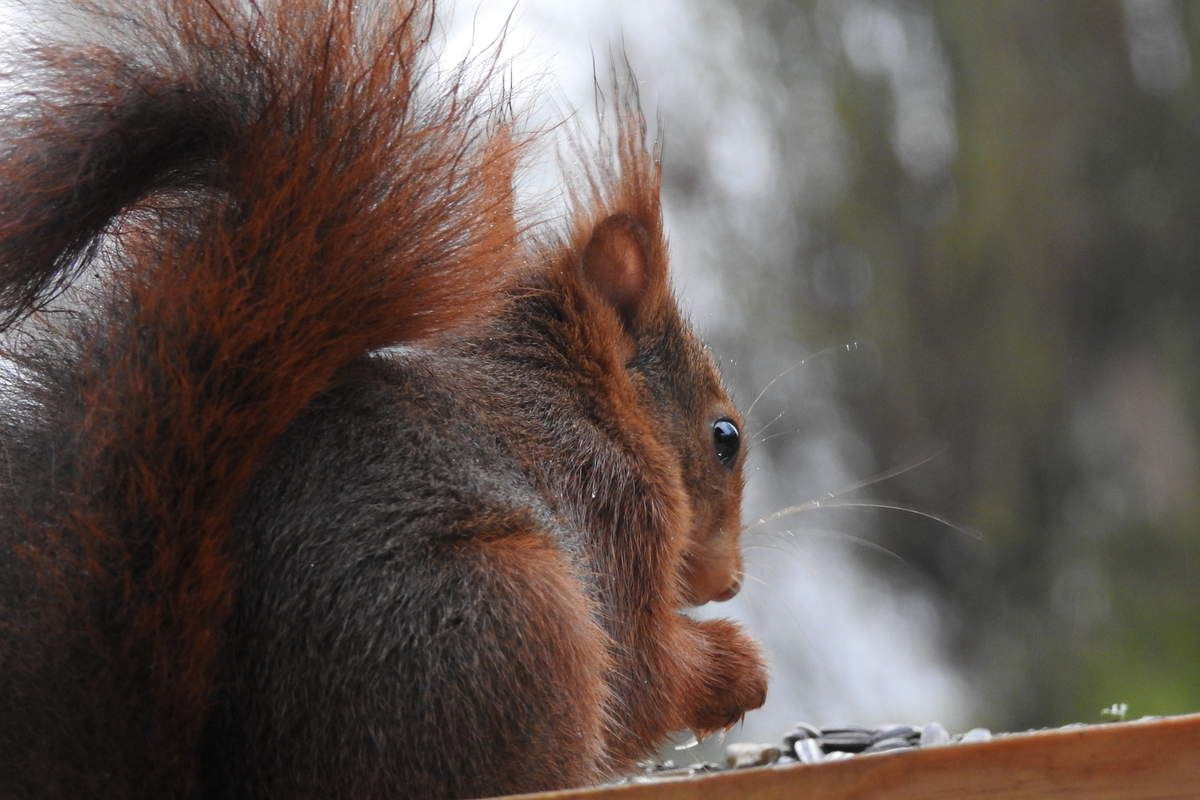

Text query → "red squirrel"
[0,1,767,797]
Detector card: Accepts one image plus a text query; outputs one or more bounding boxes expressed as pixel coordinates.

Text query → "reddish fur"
[465,530,615,789]
[0,1,766,795]
[2,0,525,788]
[502,87,766,767]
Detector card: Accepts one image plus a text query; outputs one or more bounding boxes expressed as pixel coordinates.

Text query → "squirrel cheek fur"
[0,1,768,797]
[564,209,768,760]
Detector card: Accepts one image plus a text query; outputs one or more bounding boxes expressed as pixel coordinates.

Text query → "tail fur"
[0,0,522,793]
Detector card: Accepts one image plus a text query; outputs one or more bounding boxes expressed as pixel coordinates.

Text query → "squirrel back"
[0,2,766,798]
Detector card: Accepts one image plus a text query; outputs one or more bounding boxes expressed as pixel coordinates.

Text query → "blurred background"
[460,0,1200,753]
[2,0,1197,759]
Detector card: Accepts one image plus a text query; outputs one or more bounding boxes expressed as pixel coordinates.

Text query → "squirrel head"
[577,210,746,606]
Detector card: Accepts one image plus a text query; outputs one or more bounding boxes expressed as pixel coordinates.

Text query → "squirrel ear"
[580,213,656,325]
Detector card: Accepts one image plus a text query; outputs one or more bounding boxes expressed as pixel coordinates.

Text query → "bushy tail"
[0,1,522,794]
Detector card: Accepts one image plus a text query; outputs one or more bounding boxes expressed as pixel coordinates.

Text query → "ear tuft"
[581,213,652,324]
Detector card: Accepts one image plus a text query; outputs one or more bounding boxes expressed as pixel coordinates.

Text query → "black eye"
[712,418,740,467]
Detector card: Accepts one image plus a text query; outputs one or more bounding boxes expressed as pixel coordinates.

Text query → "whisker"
[743,341,860,422]
[751,409,787,439]
[755,427,803,445]
[749,500,982,540]
[813,445,948,500]
[742,541,821,570]
[740,572,770,589]
[752,528,907,563]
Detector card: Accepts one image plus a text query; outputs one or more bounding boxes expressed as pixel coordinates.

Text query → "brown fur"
[0,2,766,797]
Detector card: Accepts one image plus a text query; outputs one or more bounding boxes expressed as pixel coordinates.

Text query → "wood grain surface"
[494,713,1200,799]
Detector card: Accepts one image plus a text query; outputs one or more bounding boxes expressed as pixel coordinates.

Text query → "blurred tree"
[742,0,1200,728]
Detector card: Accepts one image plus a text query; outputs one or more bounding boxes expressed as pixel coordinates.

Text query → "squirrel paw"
[685,619,768,734]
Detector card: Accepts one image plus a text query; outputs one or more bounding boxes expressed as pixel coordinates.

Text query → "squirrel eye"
[712,418,740,467]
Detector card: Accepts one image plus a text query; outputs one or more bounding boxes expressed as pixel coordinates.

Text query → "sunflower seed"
[920,722,951,746]
[725,742,782,769]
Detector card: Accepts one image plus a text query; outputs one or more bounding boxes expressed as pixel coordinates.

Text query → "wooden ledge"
[497,713,1200,799]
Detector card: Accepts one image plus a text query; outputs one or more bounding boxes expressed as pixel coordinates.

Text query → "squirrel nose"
[713,576,742,602]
